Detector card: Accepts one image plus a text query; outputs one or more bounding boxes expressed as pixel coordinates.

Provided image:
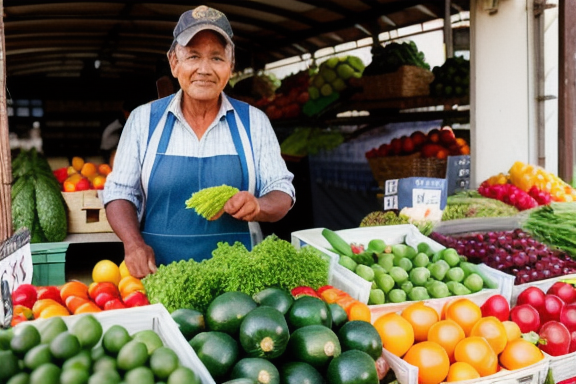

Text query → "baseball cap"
[173,5,234,48]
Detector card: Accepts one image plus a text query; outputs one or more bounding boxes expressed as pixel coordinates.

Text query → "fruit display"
[362,41,430,76]
[372,298,545,384]
[441,190,520,221]
[0,313,203,384]
[429,56,470,98]
[430,229,576,284]
[10,259,149,326]
[53,156,112,192]
[175,286,388,384]
[321,229,497,305]
[279,126,345,158]
[364,126,470,160]
[11,148,67,243]
[253,69,310,120]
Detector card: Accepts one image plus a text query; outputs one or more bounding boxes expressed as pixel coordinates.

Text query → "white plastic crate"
[545,351,576,383]
[292,224,515,305]
[510,273,576,307]
[383,347,550,384]
[29,304,215,384]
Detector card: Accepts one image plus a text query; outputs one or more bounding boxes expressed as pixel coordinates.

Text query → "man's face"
[170,30,233,102]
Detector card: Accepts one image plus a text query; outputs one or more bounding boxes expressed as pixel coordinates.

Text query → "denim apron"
[141,95,255,265]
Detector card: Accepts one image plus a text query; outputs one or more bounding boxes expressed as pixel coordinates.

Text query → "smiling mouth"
[193,80,215,86]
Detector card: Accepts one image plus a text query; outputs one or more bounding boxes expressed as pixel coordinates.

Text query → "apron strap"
[148,94,176,146]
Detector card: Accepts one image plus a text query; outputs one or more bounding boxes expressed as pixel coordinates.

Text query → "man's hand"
[223,191,260,221]
[124,242,157,279]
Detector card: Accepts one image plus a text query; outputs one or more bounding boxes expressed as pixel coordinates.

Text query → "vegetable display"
[185,184,239,220]
[11,148,67,243]
[362,41,430,76]
[142,235,330,313]
[429,56,470,98]
[441,190,519,221]
[279,127,344,158]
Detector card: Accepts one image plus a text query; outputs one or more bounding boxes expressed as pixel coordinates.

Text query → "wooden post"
[0,0,12,243]
[558,0,576,183]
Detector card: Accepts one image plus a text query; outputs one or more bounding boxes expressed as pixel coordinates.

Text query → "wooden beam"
[558,0,576,183]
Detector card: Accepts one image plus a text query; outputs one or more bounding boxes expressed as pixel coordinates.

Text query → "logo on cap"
[192,5,224,22]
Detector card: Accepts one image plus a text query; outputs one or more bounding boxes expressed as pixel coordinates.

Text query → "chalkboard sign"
[446,155,471,196]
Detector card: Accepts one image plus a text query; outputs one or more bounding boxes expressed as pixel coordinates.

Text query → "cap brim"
[176,24,234,48]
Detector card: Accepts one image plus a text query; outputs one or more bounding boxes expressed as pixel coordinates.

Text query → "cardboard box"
[62,190,113,233]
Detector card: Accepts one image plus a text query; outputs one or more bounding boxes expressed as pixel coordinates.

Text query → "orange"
[38,304,70,319]
[502,320,522,342]
[72,156,85,172]
[119,260,131,279]
[453,336,498,377]
[32,298,61,318]
[403,341,450,384]
[470,316,508,354]
[98,163,112,176]
[74,301,102,315]
[92,175,106,190]
[65,295,90,314]
[118,276,145,299]
[443,298,482,336]
[427,319,466,363]
[499,338,544,371]
[92,259,122,286]
[80,162,97,177]
[347,301,371,322]
[373,312,414,357]
[320,288,345,304]
[60,281,89,301]
[446,361,481,382]
[401,302,439,342]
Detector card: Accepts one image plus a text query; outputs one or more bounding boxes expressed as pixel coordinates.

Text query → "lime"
[71,314,103,349]
[124,366,155,384]
[150,346,179,380]
[91,345,106,360]
[116,340,148,371]
[63,349,93,371]
[93,355,117,372]
[11,323,41,357]
[0,327,14,349]
[50,331,81,361]
[24,343,53,370]
[6,372,29,384]
[37,316,68,344]
[167,366,201,384]
[87,369,121,384]
[0,350,21,381]
[132,329,163,354]
[170,308,205,340]
[30,362,61,384]
[102,325,131,356]
[61,367,90,384]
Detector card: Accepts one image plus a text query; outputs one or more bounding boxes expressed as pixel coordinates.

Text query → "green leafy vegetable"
[521,202,576,257]
[185,184,239,220]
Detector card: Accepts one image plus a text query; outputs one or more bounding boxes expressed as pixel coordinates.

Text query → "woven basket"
[368,153,447,187]
[355,65,434,100]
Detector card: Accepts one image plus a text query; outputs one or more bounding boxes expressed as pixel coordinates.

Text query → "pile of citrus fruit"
[372,296,545,384]
[52,156,112,192]
[0,313,202,384]
[11,259,149,326]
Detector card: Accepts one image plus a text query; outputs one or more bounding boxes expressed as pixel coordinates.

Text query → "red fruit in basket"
[427,128,440,143]
[480,294,510,322]
[316,285,335,295]
[390,138,402,155]
[421,143,444,158]
[291,286,320,299]
[439,126,457,146]
[541,294,565,324]
[560,304,576,331]
[538,320,570,356]
[410,131,427,148]
[510,304,540,333]
[12,284,38,309]
[104,298,126,310]
[37,286,63,305]
[401,136,415,154]
[548,282,576,304]
[516,286,546,312]
[377,144,391,157]
[570,330,576,353]
[123,291,149,308]
[94,292,117,309]
[53,167,69,184]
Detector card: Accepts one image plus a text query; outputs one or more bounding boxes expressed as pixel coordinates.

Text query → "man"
[103,5,295,278]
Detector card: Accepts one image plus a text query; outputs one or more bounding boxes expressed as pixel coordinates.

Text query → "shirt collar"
[167,89,234,124]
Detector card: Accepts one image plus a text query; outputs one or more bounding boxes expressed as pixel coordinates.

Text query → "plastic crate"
[30,242,69,286]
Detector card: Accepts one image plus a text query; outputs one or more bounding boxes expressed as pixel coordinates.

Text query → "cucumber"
[205,291,257,335]
[326,350,379,384]
[286,296,332,330]
[321,228,353,257]
[252,287,294,315]
[278,361,325,384]
[230,357,280,384]
[189,331,239,381]
[287,324,341,371]
[337,320,383,361]
[239,307,289,359]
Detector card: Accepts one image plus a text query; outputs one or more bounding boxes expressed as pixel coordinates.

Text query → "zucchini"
[286,296,332,330]
[239,307,289,359]
[337,320,383,361]
[287,324,341,371]
[326,350,379,384]
[230,357,279,384]
[321,228,353,257]
[189,331,239,381]
[252,287,294,315]
[205,291,257,335]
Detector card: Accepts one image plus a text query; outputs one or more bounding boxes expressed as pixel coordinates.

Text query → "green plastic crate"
[30,242,69,287]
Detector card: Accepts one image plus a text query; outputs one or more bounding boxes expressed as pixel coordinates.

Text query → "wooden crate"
[61,190,113,233]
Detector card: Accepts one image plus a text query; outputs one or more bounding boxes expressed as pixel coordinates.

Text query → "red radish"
[516,286,546,312]
[510,304,541,333]
[541,294,565,324]
[548,282,576,304]
[481,294,510,322]
[570,330,576,353]
[560,303,576,331]
[538,320,571,356]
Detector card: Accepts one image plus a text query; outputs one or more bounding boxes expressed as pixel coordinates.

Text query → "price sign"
[446,155,471,195]
[398,177,448,211]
